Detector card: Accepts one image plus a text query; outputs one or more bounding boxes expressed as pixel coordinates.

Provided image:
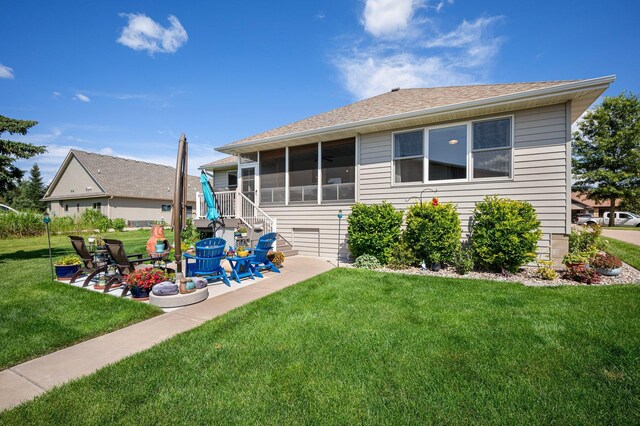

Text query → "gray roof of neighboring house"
[223,80,579,147]
[199,155,237,170]
[44,150,201,202]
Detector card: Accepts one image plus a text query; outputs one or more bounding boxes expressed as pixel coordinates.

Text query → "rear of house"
[201,77,614,261]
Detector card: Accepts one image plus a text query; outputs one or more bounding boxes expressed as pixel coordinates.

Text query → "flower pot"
[241,233,247,237]
[130,286,151,300]
[55,264,80,280]
[431,262,441,272]
[596,267,621,276]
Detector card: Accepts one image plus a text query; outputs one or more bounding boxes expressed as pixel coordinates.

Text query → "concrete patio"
[0,256,334,412]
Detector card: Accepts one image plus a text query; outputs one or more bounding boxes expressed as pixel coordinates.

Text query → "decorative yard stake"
[43,212,54,281]
[337,209,343,267]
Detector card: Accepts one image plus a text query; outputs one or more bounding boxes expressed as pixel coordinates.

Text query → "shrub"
[404,201,462,265]
[453,244,474,275]
[565,264,601,284]
[50,216,78,233]
[536,259,558,280]
[385,240,419,270]
[126,268,168,290]
[471,196,542,273]
[0,211,44,238]
[590,253,622,270]
[79,209,106,230]
[348,202,403,264]
[112,218,126,232]
[97,217,112,233]
[568,225,603,259]
[353,254,382,270]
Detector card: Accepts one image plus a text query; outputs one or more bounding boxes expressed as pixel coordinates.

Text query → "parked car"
[572,213,593,225]
[0,204,18,213]
[585,211,640,227]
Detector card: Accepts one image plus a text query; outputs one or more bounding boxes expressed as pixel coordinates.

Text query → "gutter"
[216,75,615,154]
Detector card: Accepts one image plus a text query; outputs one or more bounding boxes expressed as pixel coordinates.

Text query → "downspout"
[108,196,113,219]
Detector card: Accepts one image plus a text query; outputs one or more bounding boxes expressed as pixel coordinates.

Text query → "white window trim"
[390,114,514,186]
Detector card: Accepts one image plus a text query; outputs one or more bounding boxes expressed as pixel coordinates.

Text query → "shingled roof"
[226,80,578,147]
[44,150,201,202]
[199,155,237,170]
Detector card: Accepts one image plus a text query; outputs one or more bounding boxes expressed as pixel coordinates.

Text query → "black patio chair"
[103,239,154,297]
[68,236,107,287]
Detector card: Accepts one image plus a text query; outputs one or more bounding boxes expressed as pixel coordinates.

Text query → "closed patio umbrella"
[200,171,220,222]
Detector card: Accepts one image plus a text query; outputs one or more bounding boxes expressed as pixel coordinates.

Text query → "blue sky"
[1,0,638,182]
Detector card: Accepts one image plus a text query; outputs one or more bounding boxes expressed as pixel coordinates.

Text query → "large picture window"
[322,138,355,202]
[428,125,467,181]
[260,148,286,204]
[393,130,423,183]
[289,144,318,203]
[472,118,512,178]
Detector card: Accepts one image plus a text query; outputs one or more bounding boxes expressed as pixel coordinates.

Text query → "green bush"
[568,225,603,259]
[347,202,403,264]
[0,211,44,238]
[97,217,112,233]
[49,216,78,233]
[453,244,474,275]
[404,201,461,265]
[471,196,542,273]
[79,209,107,231]
[353,254,382,270]
[112,218,126,232]
[385,240,419,270]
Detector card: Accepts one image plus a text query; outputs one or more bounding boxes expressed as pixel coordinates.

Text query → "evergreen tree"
[13,163,47,211]
[572,92,640,226]
[0,115,46,197]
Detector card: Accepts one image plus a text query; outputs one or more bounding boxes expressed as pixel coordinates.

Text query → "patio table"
[226,254,264,283]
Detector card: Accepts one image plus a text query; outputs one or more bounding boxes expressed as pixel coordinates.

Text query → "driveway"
[602,229,640,246]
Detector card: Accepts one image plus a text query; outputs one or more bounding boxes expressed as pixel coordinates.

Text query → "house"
[43,149,201,226]
[571,192,621,217]
[199,156,238,191]
[201,76,615,261]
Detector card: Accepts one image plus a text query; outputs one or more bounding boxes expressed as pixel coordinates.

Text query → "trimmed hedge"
[404,201,462,265]
[471,196,542,273]
[347,202,403,264]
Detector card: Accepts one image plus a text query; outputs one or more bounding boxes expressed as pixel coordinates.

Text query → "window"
[186,206,193,216]
[472,118,512,178]
[92,202,101,210]
[64,204,68,212]
[428,125,467,181]
[322,138,355,202]
[161,204,172,212]
[289,144,318,203]
[260,148,286,205]
[227,171,237,189]
[394,130,423,183]
[76,203,80,212]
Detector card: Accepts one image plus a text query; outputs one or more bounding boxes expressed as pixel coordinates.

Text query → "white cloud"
[117,13,188,54]
[73,93,91,102]
[425,16,502,49]
[52,91,61,98]
[363,0,422,38]
[0,63,15,79]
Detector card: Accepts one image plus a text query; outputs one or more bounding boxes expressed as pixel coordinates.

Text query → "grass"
[2,269,639,424]
[604,237,640,270]
[0,230,163,369]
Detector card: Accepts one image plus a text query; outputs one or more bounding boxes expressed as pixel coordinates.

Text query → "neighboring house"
[199,156,238,191]
[43,150,200,225]
[201,76,614,261]
[571,192,621,217]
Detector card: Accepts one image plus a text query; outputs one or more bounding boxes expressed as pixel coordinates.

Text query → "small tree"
[0,115,46,196]
[572,92,640,226]
[347,202,403,264]
[13,163,47,212]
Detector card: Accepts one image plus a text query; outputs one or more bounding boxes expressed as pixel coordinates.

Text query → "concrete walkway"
[602,229,640,246]
[0,256,334,412]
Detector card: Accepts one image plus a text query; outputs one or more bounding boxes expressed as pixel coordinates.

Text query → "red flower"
[125,268,168,290]
[431,197,439,206]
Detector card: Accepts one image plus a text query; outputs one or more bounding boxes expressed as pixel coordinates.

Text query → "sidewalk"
[0,256,334,412]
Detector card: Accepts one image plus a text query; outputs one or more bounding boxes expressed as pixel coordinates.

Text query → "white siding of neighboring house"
[260,103,569,261]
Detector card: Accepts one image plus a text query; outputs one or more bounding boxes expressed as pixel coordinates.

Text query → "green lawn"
[3,269,639,424]
[604,237,640,270]
[0,230,163,369]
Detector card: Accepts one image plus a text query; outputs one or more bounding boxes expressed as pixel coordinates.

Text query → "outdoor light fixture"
[337,209,343,267]
[448,139,458,145]
[43,212,54,281]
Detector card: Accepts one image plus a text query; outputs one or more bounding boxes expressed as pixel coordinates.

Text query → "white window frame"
[390,114,514,186]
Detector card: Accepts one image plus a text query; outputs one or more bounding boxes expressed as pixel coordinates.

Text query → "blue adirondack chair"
[184,237,231,286]
[251,232,281,273]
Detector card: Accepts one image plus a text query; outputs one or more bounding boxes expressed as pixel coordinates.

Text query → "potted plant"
[237,246,249,257]
[562,251,588,268]
[430,252,442,272]
[239,227,248,237]
[267,251,285,267]
[590,253,623,276]
[125,268,168,300]
[54,255,82,280]
[233,228,241,237]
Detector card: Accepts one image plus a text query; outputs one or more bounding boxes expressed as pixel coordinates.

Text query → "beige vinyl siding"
[357,103,569,259]
[49,197,108,218]
[47,157,104,199]
[109,198,195,222]
[213,169,236,190]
